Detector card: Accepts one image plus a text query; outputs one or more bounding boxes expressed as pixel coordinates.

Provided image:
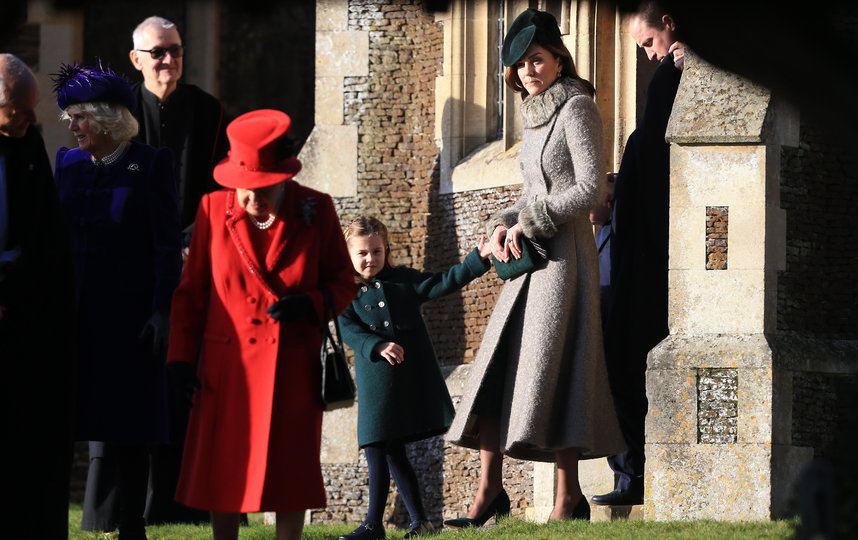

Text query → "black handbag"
[320,289,356,411]
[491,235,548,280]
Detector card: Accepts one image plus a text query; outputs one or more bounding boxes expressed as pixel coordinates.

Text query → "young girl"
[337,216,492,540]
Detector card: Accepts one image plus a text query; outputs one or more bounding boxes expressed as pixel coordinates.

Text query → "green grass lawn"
[68,504,797,539]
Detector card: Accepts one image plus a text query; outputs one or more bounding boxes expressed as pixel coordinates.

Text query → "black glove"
[138,312,169,357]
[266,293,316,322]
[167,362,201,409]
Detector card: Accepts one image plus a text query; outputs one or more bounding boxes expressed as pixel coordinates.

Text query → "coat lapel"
[224,190,278,298]
[264,181,302,273]
[225,183,310,297]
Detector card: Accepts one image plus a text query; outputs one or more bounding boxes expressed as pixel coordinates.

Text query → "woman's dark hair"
[504,38,596,99]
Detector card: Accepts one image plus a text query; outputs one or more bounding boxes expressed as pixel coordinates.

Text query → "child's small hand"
[374,341,405,365]
[478,235,492,260]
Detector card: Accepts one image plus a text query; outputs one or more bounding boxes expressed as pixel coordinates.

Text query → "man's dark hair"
[636,1,670,28]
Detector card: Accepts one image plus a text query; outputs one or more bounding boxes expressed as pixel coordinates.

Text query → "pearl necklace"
[249,213,276,230]
[92,141,130,167]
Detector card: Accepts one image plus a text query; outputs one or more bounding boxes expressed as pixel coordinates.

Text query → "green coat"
[339,248,490,447]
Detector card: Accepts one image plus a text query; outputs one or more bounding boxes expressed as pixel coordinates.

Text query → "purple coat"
[55,141,182,442]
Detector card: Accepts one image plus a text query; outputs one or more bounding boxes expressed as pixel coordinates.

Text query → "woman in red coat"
[166,109,356,540]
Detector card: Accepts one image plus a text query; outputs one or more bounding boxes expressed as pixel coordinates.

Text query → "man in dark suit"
[129,15,228,240]
[0,53,76,539]
[591,1,685,507]
[128,15,227,525]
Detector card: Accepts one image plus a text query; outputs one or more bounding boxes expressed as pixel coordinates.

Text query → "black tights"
[364,442,426,527]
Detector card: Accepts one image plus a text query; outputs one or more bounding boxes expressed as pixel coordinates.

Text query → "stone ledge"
[666,49,771,144]
[590,504,644,521]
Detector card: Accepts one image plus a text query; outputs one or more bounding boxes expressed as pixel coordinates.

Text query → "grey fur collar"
[520,77,586,128]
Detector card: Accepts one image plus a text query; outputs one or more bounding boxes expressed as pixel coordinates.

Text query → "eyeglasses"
[136,45,184,60]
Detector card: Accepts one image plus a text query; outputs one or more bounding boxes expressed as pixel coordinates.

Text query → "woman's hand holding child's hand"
[491,223,524,263]
[374,341,405,365]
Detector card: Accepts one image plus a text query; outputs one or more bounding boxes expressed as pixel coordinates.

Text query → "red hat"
[213,109,302,189]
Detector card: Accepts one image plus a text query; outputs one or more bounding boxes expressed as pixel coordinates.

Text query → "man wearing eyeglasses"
[129,15,228,238]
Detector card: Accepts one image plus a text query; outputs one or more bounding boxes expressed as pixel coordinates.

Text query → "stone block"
[579,457,615,502]
[321,399,359,463]
[669,145,767,209]
[317,0,348,32]
[649,334,776,371]
[644,442,773,521]
[316,30,369,77]
[443,364,471,398]
[738,367,773,444]
[315,77,344,125]
[590,504,644,522]
[669,268,765,334]
[297,124,358,197]
[646,368,697,444]
[668,205,705,271]
[447,140,522,193]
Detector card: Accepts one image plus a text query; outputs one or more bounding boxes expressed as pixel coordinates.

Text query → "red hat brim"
[213,155,302,189]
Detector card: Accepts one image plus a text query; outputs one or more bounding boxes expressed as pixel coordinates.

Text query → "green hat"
[502,9,564,67]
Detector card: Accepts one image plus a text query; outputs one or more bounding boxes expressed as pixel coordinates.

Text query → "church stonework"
[648,50,858,521]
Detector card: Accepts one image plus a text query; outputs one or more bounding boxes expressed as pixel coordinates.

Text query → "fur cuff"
[485,208,519,237]
[519,199,557,239]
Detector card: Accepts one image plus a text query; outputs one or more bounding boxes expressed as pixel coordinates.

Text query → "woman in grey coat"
[445,9,625,525]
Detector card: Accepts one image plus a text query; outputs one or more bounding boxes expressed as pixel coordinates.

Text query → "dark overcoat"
[601,53,682,490]
[607,54,682,364]
[338,248,490,447]
[132,82,228,230]
[55,141,182,443]
[167,183,356,513]
[1,127,76,539]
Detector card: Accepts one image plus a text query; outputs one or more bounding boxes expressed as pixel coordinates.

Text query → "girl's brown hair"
[343,216,392,267]
[504,40,596,99]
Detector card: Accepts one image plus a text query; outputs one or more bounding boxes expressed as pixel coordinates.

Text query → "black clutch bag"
[320,289,356,411]
[491,236,548,280]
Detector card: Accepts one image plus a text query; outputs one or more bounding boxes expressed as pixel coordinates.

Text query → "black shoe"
[338,522,385,540]
[443,489,511,528]
[590,489,643,506]
[403,520,435,538]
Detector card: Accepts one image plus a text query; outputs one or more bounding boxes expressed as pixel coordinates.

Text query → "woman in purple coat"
[52,63,182,540]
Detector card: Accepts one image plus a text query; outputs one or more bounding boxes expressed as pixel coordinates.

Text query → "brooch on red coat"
[300,196,318,227]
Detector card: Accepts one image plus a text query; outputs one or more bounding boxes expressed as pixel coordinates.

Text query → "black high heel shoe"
[443,489,511,528]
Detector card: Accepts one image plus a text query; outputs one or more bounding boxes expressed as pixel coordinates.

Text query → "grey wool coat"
[446,77,626,462]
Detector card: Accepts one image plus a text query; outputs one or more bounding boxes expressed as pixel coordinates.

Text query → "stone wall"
[778,121,858,340]
[424,186,521,366]
[320,0,533,527]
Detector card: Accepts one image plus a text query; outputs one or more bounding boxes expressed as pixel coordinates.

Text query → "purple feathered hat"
[51,62,137,111]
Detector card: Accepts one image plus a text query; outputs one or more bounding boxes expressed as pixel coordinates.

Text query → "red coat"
[166,181,356,513]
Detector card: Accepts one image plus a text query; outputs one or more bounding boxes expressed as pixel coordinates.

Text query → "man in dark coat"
[591,1,684,507]
[127,15,226,525]
[128,15,228,236]
[0,53,76,539]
